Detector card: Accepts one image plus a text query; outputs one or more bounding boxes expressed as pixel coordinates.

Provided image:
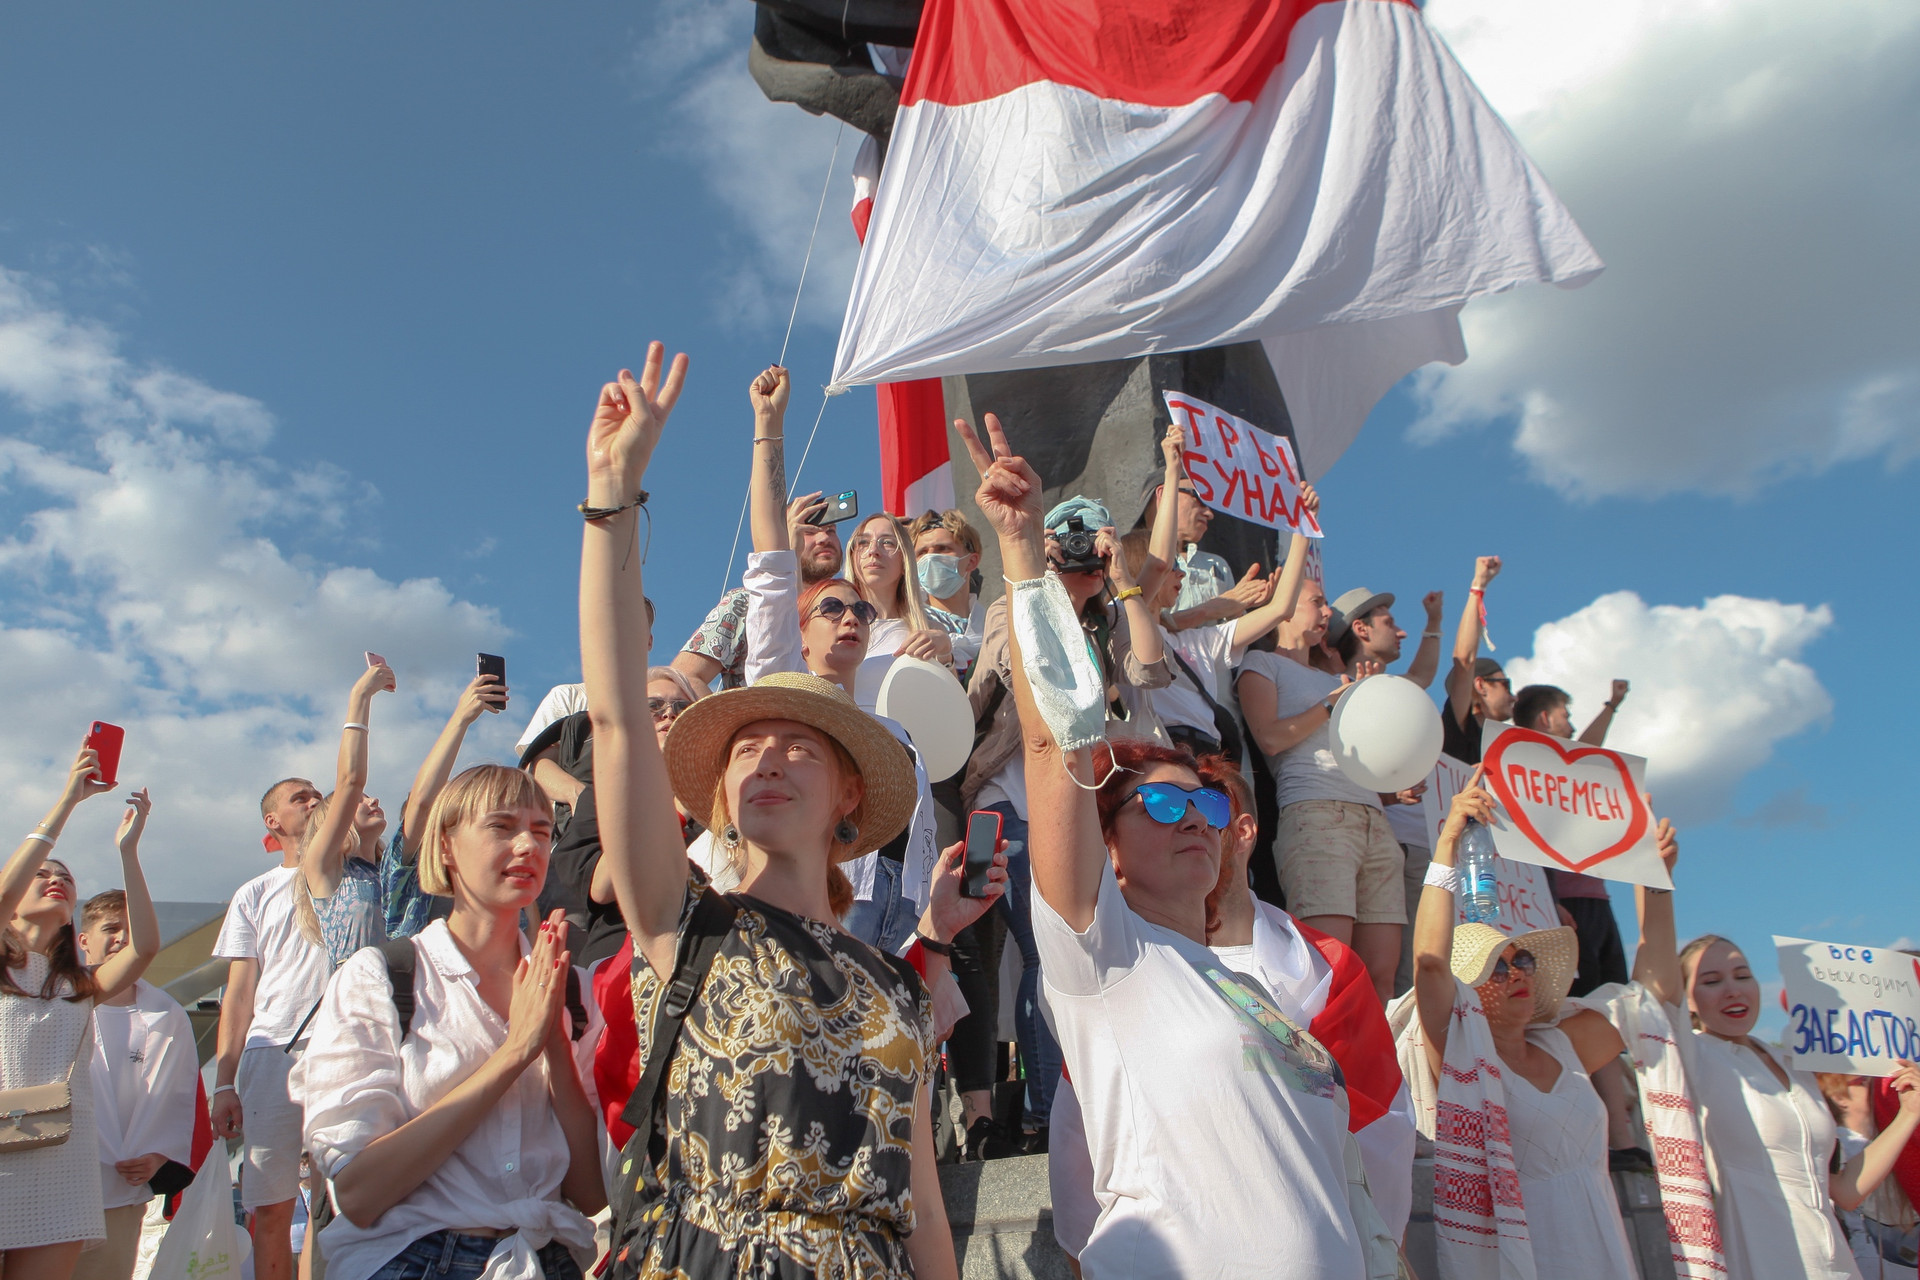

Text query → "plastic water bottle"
[1459,821,1500,923]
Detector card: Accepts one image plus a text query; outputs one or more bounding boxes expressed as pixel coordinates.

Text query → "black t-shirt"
[526,712,632,968]
[1442,704,1484,765]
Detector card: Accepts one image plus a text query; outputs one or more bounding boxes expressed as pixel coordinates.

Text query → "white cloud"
[0,268,521,905]
[631,0,863,332]
[1503,592,1833,825]
[1415,0,1920,497]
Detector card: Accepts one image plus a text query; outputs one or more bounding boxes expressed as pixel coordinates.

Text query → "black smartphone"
[475,653,507,710]
[961,810,1002,899]
[806,489,859,527]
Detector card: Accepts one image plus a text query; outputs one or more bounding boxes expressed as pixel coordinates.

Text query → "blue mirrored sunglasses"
[1490,949,1538,982]
[1132,782,1232,830]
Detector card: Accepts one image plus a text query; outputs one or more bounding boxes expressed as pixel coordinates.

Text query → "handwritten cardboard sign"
[1163,391,1324,538]
[1423,752,1558,936]
[1476,722,1671,888]
[1775,936,1920,1076]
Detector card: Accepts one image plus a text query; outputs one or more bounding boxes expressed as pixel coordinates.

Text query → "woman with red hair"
[955,412,1387,1279]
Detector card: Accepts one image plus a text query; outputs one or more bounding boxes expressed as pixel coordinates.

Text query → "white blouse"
[290,921,598,1280]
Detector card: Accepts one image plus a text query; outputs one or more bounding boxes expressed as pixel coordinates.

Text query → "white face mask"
[918,553,964,601]
[1009,574,1109,755]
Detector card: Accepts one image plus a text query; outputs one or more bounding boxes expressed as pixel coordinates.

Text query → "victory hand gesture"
[586,341,689,498]
[955,413,1044,540]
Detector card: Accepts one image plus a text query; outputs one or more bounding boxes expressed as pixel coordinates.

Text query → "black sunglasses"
[809,596,879,625]
[649,697,693,721]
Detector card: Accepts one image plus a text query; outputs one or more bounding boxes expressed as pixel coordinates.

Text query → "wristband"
[23,832,53,845]
[1423,862,1462,892]
[1112,586,1143,603]
[1643,887,1670,896]
[914,931,953,957]
[1469,587,1484,596]
[1422,631,1442,639]
[578,490,648,521]
[212,1084,237,1097]
[343,722,368,732]
[752,436,780,443]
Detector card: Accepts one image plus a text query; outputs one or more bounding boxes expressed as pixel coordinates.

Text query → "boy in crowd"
[211,778,330,1280]
[76,890,196,1280]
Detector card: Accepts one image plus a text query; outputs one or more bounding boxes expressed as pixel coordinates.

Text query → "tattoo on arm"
[766,440,786,508]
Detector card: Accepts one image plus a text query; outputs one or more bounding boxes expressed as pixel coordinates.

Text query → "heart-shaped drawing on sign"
[1483,728,1650,873]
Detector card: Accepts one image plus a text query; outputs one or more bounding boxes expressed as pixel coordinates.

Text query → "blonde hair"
[418,765,551,897]
[647,665,706,705]
[847,512,932,631]
[293,794,358,952]
[907,508,982,557]
[1678,933,1739,1030]
[706,728,864,918]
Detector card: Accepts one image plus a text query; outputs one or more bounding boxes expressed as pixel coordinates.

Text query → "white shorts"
[236,1045,304,1210]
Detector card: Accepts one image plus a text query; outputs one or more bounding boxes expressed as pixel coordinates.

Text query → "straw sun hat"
[662,671,917,860]
[1451,923,1578,1024]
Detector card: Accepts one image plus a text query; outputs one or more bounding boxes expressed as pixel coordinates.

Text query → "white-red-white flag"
[831,0,1600,478]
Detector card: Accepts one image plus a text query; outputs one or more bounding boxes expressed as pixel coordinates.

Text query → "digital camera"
[1052,516,1105,575]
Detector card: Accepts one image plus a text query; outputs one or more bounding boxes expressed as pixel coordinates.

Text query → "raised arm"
[1413,773,1496,1079]
[94,788,160,1000]
[0,745,110,923]
[1578,679,1628,746]
[747,365,793,554]
[401,674,503,860]
[582,345,693,978]
[956,414,1108,930]
[1403,591,1446,689]
[1631,817,1683,1006]
[1833,1063,1920,1211]
[304,663,392,898]
[1445,556,1501,727]
[1098,528,1164,667]
[1227,487,1320,649]
[1141,423,1187,601]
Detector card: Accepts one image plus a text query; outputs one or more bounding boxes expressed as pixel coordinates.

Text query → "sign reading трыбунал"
[1775,936,1920,1076]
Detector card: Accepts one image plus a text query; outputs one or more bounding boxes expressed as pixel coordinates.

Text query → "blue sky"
[2,1,1915,1022]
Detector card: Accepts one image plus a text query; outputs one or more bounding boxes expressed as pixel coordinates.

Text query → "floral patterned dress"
[619,884,932,1278]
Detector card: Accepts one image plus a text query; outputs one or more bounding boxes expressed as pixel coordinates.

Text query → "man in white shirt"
[74,890,197,1280]
[210,777,329,1280]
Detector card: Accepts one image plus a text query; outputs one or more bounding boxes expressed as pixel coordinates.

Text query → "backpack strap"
[380,937,419,1040]
[618,887,739,1133]
[564,966,587,1043]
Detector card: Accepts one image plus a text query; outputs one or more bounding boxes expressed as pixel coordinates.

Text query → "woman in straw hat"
[579,347,962,1279]
[1397,774,1637,1280]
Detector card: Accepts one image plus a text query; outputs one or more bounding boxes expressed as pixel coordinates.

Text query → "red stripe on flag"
[903,0,1413,109]
[879,379,950,515]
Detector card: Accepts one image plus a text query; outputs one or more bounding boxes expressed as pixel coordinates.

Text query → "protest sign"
[1775,937,1920,1076]
[1423,752,1557,935]
[1476,722,1671,889]
[1162,391,1324,537]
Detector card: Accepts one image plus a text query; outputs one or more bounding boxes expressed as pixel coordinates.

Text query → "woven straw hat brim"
[1452,923,1578,1024]
[662,672,917,861]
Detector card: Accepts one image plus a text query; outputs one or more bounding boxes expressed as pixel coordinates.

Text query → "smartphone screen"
[85,721,125,789]
[475,653,507,709]
[961,810,1002,899]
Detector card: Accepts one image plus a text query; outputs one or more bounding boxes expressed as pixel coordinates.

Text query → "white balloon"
[1328,674,1444,793]
[875,655,973,782]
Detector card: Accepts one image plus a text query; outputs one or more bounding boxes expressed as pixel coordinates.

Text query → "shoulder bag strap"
[617,887,740,1133]
[380,937,419,1040]
[1164,640,1246,759]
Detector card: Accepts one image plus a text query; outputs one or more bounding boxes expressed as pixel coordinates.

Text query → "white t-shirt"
[1152,621,1240,738]
[515,683,587,754]
[1238,651,1381,810]
[1385,799,1429,849]
[1033,861,1365,1280]
[90,980,198,1209]
[213,866,330,1050]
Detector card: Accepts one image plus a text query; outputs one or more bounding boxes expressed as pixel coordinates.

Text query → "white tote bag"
[148,1153,251,1279]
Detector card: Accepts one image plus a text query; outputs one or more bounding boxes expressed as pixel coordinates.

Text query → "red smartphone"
[961,810,1002,899]
[84,721,125,789]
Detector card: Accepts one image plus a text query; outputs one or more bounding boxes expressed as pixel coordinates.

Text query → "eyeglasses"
[1488,949,1538,983]
[808,596,879,626]
[649,697,692,721]
[1480,676,1512,689]
[850,536,900,553]
[1132,782,1232,830]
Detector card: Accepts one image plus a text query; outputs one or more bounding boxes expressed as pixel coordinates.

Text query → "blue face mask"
[918,553,964,601]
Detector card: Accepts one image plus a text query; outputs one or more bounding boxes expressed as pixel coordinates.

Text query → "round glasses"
[850,536,900,554]
[1489,949,1538,983]
[1131,782,1232,830]
[808,596,879,625]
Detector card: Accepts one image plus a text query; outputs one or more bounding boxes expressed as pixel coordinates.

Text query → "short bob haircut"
[417,764,551,897]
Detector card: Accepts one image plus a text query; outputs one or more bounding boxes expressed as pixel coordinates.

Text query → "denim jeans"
[986,802,1062,1128]
[367,1230,583,1280]
[843,854,920,954]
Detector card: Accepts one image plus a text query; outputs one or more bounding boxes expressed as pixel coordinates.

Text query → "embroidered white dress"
[1504,1027,1636,1280]
[1690,1034,1861,1280]
[0,954,103,1250]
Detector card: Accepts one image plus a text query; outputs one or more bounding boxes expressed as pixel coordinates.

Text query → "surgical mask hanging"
[918,553,964,601]
[1009,574,1112,774]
